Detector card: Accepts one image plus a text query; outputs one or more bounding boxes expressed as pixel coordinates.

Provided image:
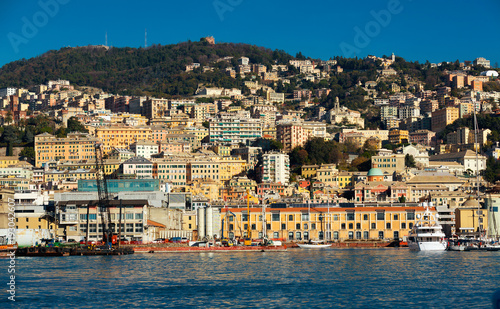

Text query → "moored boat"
[408,203,447,251]
[297,243,331,249]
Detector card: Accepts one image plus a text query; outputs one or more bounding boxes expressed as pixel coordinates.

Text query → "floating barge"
[15,246,134,257]
[133,245,287,253]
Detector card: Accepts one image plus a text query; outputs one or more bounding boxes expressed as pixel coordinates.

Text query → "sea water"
[2,249,499,308]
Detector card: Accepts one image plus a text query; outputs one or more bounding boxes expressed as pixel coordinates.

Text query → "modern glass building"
[78,179,160,193]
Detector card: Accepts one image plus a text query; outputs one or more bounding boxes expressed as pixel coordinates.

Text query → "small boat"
[408,203,447,251]
[297,243,331,249]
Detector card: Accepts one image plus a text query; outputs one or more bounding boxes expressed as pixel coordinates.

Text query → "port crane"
[94,143,114,248]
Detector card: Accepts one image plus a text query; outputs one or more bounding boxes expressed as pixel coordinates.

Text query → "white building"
[122,156,153,179]
[130,140,159,159]
[209,115,262,144]
[262,152,290,185]
[0,87,16,98]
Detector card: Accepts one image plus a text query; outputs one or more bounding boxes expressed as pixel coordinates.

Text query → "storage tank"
[197,207,206,239]
[206,207,213,240]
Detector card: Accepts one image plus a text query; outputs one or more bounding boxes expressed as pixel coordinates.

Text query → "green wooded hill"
[0,40,293,97]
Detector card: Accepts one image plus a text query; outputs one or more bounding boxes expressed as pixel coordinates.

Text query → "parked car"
[152,238,166,244]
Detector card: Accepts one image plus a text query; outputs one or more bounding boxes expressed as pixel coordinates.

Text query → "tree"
[20,147,35,159]
[66,117,88,133]
[1,126,20,156]
[405,154,416,168]
[202,121,210,128]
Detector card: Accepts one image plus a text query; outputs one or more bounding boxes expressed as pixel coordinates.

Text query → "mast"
[473,99,481,235]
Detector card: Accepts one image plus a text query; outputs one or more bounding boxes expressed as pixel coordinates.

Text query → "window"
[126,223,133,233]
[378,231,384,239]
[289,215,293,221]
[135,213,143,220]
[333,214,338,221]
[296,223,301,229]
[229,216,234,222]
[386,223,391,229]
[311,223,316,230]
[377,212,385,220]
[296,231,302,240]
[348,223,353,229]
[273,232,279,238]
[272,213,280,221]
[89,214,97,220]
[363,214,368,220]
[288,232,294,240]
[393,231,399,239]
[347,213,355,220]
[356,223,361,229]
[301,213,309,221]
[80,214,87,221]
[229,224,234,231]
[393,214,398,220]
[266,224,271,230]
[363,231,369,239]
[126,213,134,220]
[333,231,339,240]
[242,214,248,221]
[303,232,309,240]
[407,212,415,220]
[251,224,256,230]
[281,224,286,230]
[355,231,361,239]
[244,224,248,230]
[319,231,324,240]
[341,223,346,229]
[348,231,354,239]
[135,223,143,233]
[409,223,413,229]
[401,223,406,229]
[371,223,376,229]
[304,224,308,230]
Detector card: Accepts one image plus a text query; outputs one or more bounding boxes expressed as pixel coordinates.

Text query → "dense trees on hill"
[0,42,292,97]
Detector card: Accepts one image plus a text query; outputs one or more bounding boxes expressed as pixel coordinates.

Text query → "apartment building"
[209,115,262,144]
[95,125,152,154]
[371,154,405,174]
[34,132,98,168]
[431,107,459,133]
[262,152,290,185]
[276,122,309,152]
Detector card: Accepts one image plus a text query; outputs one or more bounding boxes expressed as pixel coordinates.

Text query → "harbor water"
[2,249,500,308]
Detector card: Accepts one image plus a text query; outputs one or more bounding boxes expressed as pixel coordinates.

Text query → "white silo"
[206,207,214,240]
[197,207,206,239]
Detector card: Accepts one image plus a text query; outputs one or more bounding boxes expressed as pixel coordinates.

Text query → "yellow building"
[316,164,338,185]
[214,145,231,157]
[335,172,353,189]
[182,211,197,231]
[57,159,122,175]
[155,161,187,187]
[455,207,488,236]
[389,129,409,144]
[95,125,152,154]
[184,178,221,201]
[217,157,247,182]
[0,156,21,168]
[301,165,319,178]
[223,206,429,241]
[34,132,98,168]
[44,169,96,183]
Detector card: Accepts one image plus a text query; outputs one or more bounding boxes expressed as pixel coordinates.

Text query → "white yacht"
[408,203,447,251]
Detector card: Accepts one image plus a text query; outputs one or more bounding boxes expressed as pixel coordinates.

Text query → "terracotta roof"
[147,220,166,228]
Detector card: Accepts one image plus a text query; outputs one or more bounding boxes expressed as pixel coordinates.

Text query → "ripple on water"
[3,249,500,308]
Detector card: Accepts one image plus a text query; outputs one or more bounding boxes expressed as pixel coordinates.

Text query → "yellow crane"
[244,189,254,246]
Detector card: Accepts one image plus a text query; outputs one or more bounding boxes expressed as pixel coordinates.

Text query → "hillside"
[0,40,294,97]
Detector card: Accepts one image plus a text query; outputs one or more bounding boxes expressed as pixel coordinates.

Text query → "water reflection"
[7,250,500,308]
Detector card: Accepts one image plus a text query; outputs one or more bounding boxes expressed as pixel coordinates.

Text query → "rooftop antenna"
[145,28,147,48]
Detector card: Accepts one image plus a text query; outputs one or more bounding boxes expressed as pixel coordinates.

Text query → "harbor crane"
[94,143,115,248]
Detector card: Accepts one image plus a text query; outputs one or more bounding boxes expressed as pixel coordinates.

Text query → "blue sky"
[1,0,499,67]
